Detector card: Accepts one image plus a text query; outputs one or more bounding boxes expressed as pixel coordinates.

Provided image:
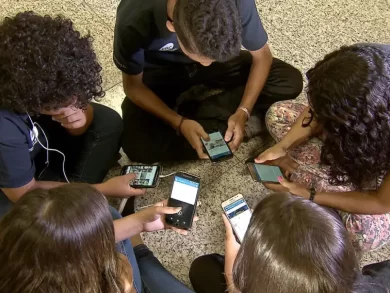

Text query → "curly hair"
[306,45,390,189]
[173,0,242,62]
[0,11,104,114]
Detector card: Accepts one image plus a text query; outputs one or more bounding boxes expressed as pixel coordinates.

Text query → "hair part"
[0,184,126,293]
[233,193,358,293]
[173,0,242,62]
[306,45,390,189]
[0,11,104,114]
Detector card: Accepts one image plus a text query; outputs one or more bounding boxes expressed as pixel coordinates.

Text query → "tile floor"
[3,0,390,286]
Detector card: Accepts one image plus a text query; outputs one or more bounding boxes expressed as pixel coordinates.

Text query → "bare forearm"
[241,46,272,111]
[278,107,318,150]
[113,214,144,242]
[2,180,66,202]
[124,81,181,129]
[315,190,390,215]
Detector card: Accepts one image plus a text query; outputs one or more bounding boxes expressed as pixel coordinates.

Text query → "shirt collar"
[154,0,172,38]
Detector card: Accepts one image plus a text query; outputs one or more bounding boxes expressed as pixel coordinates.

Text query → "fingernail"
[278,176,283,182]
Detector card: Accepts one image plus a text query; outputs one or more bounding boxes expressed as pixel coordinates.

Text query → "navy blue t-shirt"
[0,110,39,189]
[114,0,268,75]
[0,110,42,214]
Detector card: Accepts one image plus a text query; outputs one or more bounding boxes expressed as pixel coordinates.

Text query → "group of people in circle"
[0,0,390,291]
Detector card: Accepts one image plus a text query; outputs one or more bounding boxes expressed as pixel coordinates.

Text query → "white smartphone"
[221,194,252,243]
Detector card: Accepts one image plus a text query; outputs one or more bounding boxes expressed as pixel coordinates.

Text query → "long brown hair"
[233,193,358,293]
[0,184,126,293]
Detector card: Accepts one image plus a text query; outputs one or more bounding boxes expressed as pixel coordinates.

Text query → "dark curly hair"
[0,11,104,114]
[173,0,242,62]
[306,45,390,189]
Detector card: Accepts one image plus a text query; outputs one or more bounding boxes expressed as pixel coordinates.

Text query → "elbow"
[372,197,390,214]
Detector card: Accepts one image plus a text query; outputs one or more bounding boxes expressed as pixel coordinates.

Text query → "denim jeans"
[109,206,194,293]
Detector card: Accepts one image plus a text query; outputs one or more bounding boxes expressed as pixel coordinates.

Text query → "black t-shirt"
[0,110,40,191]
[114,0,268,75]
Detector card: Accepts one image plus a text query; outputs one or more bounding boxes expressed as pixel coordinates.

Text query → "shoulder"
[354,43,390,53]
[0,110,29,143]
[116,0,157,33]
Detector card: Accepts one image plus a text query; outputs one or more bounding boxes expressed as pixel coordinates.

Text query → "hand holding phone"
[180,119,209,159]
[121,165,161,188]
[165,172,200,230]
[246,162,284,184]
[221,194,252,243]
[137,200,190,235]
[201,130,233,162]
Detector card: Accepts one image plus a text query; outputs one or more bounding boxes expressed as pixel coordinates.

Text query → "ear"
[166,20,175,32]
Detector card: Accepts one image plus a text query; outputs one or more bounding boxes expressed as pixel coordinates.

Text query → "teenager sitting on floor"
[114,0,303,163]
[256,44,390,251]
[0,12,144,218]
[0,184,195,293]
[190,193,390,293]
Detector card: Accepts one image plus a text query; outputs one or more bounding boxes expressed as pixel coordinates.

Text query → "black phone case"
[165,172,200,230]
[120,165,161,188]
[202,130,233,163]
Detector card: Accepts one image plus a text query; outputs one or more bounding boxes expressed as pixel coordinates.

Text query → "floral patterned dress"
[266,100,390,252]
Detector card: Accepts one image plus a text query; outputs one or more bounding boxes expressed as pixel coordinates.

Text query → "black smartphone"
[201,130,233,162]
[120,165,162,188]
[165,172,200,230]
[246,162,283,184]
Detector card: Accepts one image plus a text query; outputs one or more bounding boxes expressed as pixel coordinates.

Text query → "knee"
[109,205,122,220]
[265,101,288,126]
[286,66,304,98]
[121,136,158,164]
[91,103,124,137]
[189,254,223,280]
[189,255,210,285]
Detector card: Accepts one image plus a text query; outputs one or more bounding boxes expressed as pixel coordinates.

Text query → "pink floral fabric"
[265,100,390,252]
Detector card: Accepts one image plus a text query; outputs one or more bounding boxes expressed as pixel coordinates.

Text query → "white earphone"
[27,113,70,183]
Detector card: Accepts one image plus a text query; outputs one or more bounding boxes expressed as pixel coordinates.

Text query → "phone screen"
[223,197,251,242]
[202,131,232,161]
[166,175,200,229]
[254,164,283,183]
[123,165,159,186]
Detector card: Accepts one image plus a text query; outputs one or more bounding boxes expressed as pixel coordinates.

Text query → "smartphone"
[246,162,283,184]
[221,194,252,243]
[165,172,200,230]
[120,165,162,188]
[201,130,233,162]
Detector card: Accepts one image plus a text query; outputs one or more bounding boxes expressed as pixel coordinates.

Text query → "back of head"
[0,11,104,114]
[233,193,358,293]
[173,0,242,62]
[305,45,390,189]
[0,184,124,293]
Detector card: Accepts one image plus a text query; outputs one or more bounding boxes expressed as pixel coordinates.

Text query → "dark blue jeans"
[109,206,194,293]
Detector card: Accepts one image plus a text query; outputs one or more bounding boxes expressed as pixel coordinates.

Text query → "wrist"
[131,213,147,233]
[277,141,290,153]
[93,183,107,195]
[171,114,183,129]
[235,109,249,122]
[176,116,188,135]
[302,188,311,199]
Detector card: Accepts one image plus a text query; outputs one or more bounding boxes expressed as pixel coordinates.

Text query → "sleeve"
[362,260,390,285]
[0,120,35,189]
[113,25,148,75]
[240,0,268,51]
